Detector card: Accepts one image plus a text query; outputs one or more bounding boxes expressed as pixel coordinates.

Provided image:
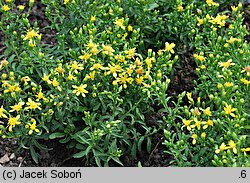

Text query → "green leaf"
[111,157,123,166]
[93,103,101,111]
[95,156,102,167]
[59,136,71,144]
[74,133,90,145]
[30,146,38,164]
[8,54,16,63]
[138,136,144,152]
[75,143,84,150]
[33,140,52,151]
[147,3,159,10]
[147,137,152,153]
[49,132,65,139]
[73,146,92,158]
[73,151,85,158]
[131,141,137,159]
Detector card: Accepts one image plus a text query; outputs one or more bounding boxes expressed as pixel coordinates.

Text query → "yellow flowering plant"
[0,0,249,167]
[166,1,250,166]
[0,0,179,166]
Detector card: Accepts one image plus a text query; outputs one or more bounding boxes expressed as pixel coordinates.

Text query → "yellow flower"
[197,17,203,26]
[72,84,88,97]
[28,118,40,135]
[55,64,65,75]
[224,103,237,117]
[90,16,96,22]
[67,72,76,81]
[42,73,52,84]
[227,37,241,44]
[86,71,95,80]
[86,40,97,49]
[224,82,233,88]
[191,107,201,116]
[10,102,25,112]
[127,25,133,32]
[209,14,228,27]
[135,66,144,75]
[218,59,235,70]
[177,5,183,12]
[229,140,237,154]
[124,48,136,59]
[191,134,198,145]
[116,73,131,88]
[135,76,143,85]
[186,92,194,104]
[114,18,125,30]
[25,98,42,110]
[8,115,21,132]
[193,53,205,62]
[231,6,238,12]
[79,52,91,61]
[201,65,206,70]
[0,106,8,118]
[217,83,223,89]
[90,47,99,55]
[52,78,62,91]
[206,0,219,7]
[18,5,25,11]
[193,117,201,130]
[64,0,70,4]
[36,90,44,101]
[165,42,175,54]
[201,132,206,139]
[4,83,21,94]
[23,29,40,40]
[1,59,8,67]
[240,78,250,85]
[202,119,214,129]
[102,44,115,56]
[145,57,152,68]
[215,142,228,154]
[52,78,59,87]
[21,76,31,84]
[107,63,122,77]
[126,68,133,76]
[203,107,212,116]
[2,5,10,12]
[182,119,192,131]
[241,147,250,156]
[6,0,13,3]
[90,63,103,71]
[71,61,84,73]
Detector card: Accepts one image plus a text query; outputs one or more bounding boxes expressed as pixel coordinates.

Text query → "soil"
[0,1,250,167]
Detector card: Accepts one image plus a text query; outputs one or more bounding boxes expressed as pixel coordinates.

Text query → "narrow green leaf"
[138,136,144,152]
[49,132,65,139]
[30,146,38,164]
[147,137,152,153]
[73,151,85,158]
[111,157,123,166]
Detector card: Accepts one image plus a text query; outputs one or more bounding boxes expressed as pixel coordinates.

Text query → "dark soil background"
[0,1,250,167]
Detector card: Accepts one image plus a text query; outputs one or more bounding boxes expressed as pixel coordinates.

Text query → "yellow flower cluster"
[182,93,215,145]
[193,53,205,62]
[208,14,228,27]
[206,0,219,7]
[23,29,42,47]
[64,0,75,4]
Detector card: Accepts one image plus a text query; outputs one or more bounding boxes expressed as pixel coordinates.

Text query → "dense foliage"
[0,0,249,166]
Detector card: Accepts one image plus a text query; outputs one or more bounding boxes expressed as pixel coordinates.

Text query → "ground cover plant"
[0,0,249,167]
